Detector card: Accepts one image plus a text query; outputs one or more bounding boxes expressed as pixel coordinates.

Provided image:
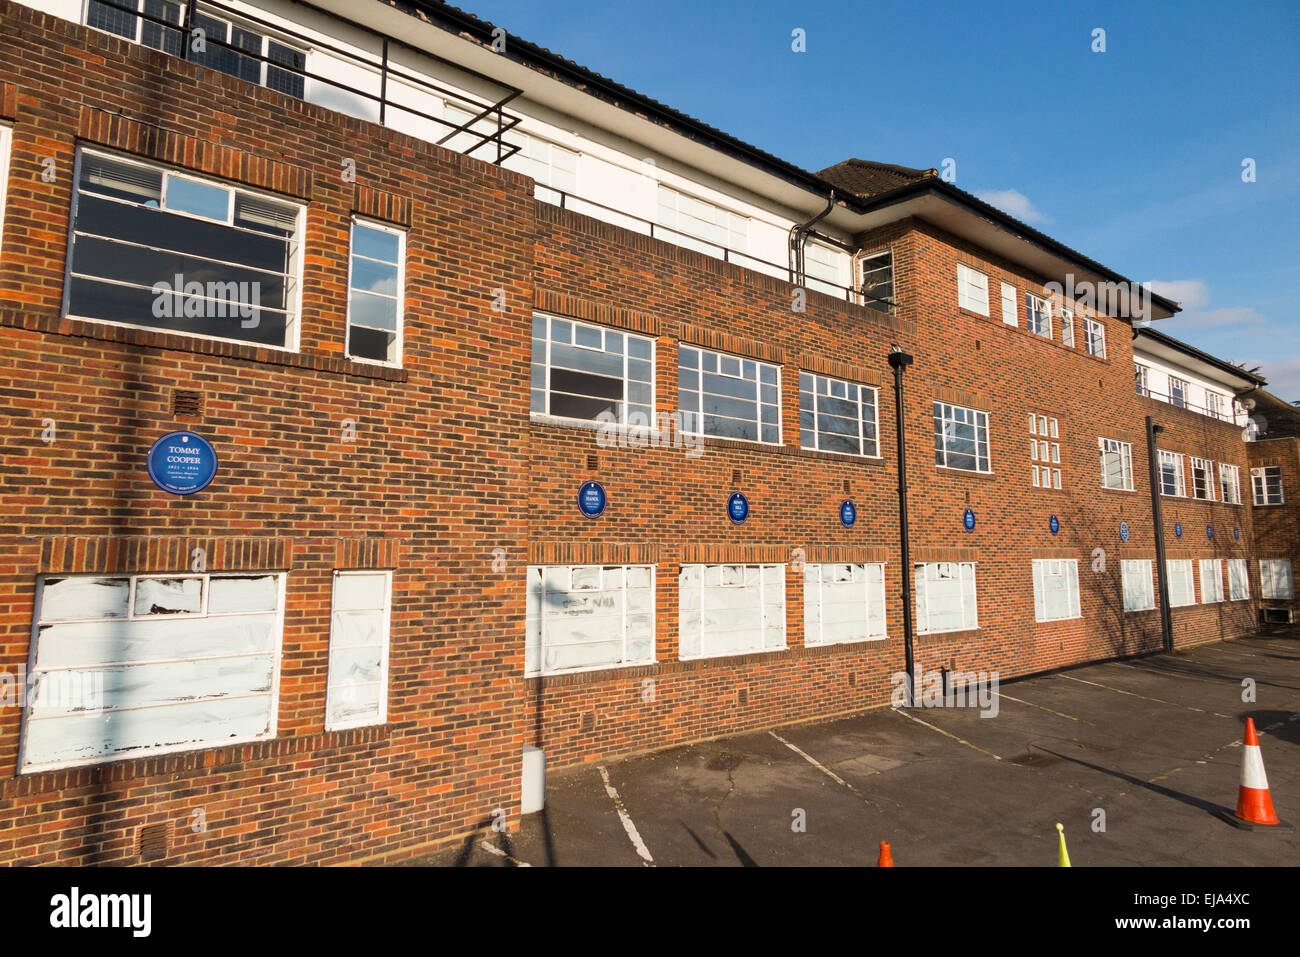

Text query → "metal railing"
[90,0,523,165]
[1138,386,1239,423]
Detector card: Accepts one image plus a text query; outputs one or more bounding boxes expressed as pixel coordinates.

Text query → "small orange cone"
[1217,718,1289,830]
[877,841,894,866]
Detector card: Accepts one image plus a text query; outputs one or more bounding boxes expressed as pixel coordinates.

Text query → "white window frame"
[914,562,979,635]
[526,564,657,676]
[860,249,895,313]
[325,569,392,731]
[656,183,749,259]
[0,124,10,258]
[83,0,184,51]
[1220,463,1242,505]
[1135,364,1150,396]
[1032,559,1082,623]
[1190,456,1216,501]
[1260,559,1294,600]
[1084,317,1106,358]
[1099,437,1134,491]
[1198,559,1225,604]
[1166,560,1196,607]
[803,563,888,645]
[1000,281,1017,326]
[934,401,991,473]
[678,563,786,660]
[679,346,782,445]
[1169,376,1189,408]
[22,571,286,772]
[532,313,657,428]
[1060,306,1074,347]
[345,217,406,367]
[1121,559,1155,612]
[957,264,989,316]
[188,7,311,99]
[799,372,880,458]
[1206,392,1225,421]
[1228,558,1250,601]
[1030,414,1061,489]
[1252,466,1285,505]
[1026,293,1052,339]
[1158,450,1186,497]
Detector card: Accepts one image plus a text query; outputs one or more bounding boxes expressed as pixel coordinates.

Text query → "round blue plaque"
[1049,515,1060,535]
[839,500,856,528]
[1234,526,1240,541]
[1120,521,1130,542]
[1207,525,1214,540]
[727,492,749,525]
[146,431,217,496]
[963,508,975,531]
[577,480,607,518]
[1175,522,1183,538]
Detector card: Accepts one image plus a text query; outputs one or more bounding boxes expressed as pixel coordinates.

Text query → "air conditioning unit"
[1260,607,1293,625]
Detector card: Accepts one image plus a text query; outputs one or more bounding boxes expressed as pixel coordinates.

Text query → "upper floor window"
[799,373,878,457]
[956,264,989,315]
[934,401,990,473]
[1190,456,1216,501]
[1026,293,1052,338]
[1206,392,1225,420]
[86,0,184,56]
[1252,466,1285,505]
[468,117,577,203]
[1220,463,1242,504]
[1169,376,1189,408]
[531,314,654,426]
[1135,364,1150,396]
[804,241,844,293]
[1000,282,1017,326]
[860,250,895,313]
[1060,306,1075,347]
[65,149,303,350]
[191,10,307,99]
[657,185,748,259]
[1029,414,1060,489]
[1099,438,1134,491]
[679,346,780,444]
[1084,318,1106,358]
[1157,450,1186,497]
[346,219,405,365]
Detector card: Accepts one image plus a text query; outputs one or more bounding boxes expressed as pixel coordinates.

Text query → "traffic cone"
[877,841,894,867]
[1217,718,1289,830]
[1056,823,1070,867]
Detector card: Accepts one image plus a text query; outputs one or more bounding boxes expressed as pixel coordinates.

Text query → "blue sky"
[464,0,1300,397]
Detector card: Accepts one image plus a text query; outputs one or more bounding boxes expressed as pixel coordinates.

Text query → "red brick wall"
[1247,436,1300,613]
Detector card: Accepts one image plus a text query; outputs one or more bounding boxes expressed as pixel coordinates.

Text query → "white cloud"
[1147,279,1211,310]
[1171,306,1267,331]
[1245,357,1300,403]
[975,189,1050,224]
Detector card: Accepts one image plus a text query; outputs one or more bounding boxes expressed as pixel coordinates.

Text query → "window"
[1190,457,1216,501]
[1122,560,1155,612]
[1169,377,1189,408]
[1026,293,1052,338]
[657,185,748,259]
[1099,438,1134,491]
[1206,392,1225,420]
[1252,466,1285,505]
[914,562,978,634]
[860,250,895,313]
[526,565,655,675]
[1260,559,1293,599]
[934,402,990,472]
[0,124,10,255]
[1084,318,1106,358]
[325,571,391,730]
[1030,414,1061,489]
[1220,464,1242,505]
[1060,307,1074,347]
[803,563,886,645]
[799,373,878,457]
[804,241,844,294]
[1135,364,1150,397]
[1032,559,1081,622]
[679,346,780,444]
[86,0,184,56]
[1228,559,1250,601]
[190,10,307,99]
[502,130,579,202]
[346,219,404,365]
[1157,450,1186,497]
[22,572,283,771]
[679,564,785,659]
[1199,559,1224,604]
[957,264,989,315]
[1000,282,1017,326]
[1166,560,1195,607]
[66,149,302,349]
[532,314,654,425]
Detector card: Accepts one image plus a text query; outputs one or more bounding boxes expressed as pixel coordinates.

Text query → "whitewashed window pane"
[133,577,203,616]
[39,577,130,621]
[208,574,279,614]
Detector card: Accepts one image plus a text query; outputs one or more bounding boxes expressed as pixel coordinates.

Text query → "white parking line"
[478,841,531,867]
[892,708,1003,761]
[598,765,654,866]
[1056,673,1231,718]
[994,690,1094,725]
[768,730,888,809]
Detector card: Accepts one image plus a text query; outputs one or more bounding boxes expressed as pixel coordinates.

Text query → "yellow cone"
[1056,822,1071,867]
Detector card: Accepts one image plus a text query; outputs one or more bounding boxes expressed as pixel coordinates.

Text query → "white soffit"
[1133,335,1256,391]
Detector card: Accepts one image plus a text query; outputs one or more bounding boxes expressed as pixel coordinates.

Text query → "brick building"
[0,0,1289,864]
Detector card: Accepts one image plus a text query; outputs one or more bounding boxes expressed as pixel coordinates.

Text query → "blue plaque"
[727,492,749,524]
[146,431,217,496]
[1207,525,1214,540]
[1234,527,1240,541]
[577,480,607,518]
[1049,515,1060,535]
[1175,522,1183,538]
[963,508,975,531]
[1120,521,1130,542]
[839,500,856,528]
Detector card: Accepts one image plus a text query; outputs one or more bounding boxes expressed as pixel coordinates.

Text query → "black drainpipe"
[1145,415,1174,653]
[788,191,836,285]
[889,346,916,705]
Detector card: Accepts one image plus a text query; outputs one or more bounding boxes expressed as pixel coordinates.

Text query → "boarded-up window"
[23,573,284,772]
[1260,559,1293,599]
[1032,559,1081,622]
[804,563,886,645]
[914,562,978,634]
[1122,560,1154,612]
[525,565,655,675]
[1228,559,1250,601]
[1166,560,1196,607]
[1199,559,1224,603]
[679,564,785,659]
[325,570,392,730]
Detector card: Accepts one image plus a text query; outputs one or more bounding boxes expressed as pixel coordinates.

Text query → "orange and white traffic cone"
[1217,718,1289,830]
[878,841,894,866]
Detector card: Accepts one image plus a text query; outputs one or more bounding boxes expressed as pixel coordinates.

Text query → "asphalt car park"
[412,634,1300,866]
